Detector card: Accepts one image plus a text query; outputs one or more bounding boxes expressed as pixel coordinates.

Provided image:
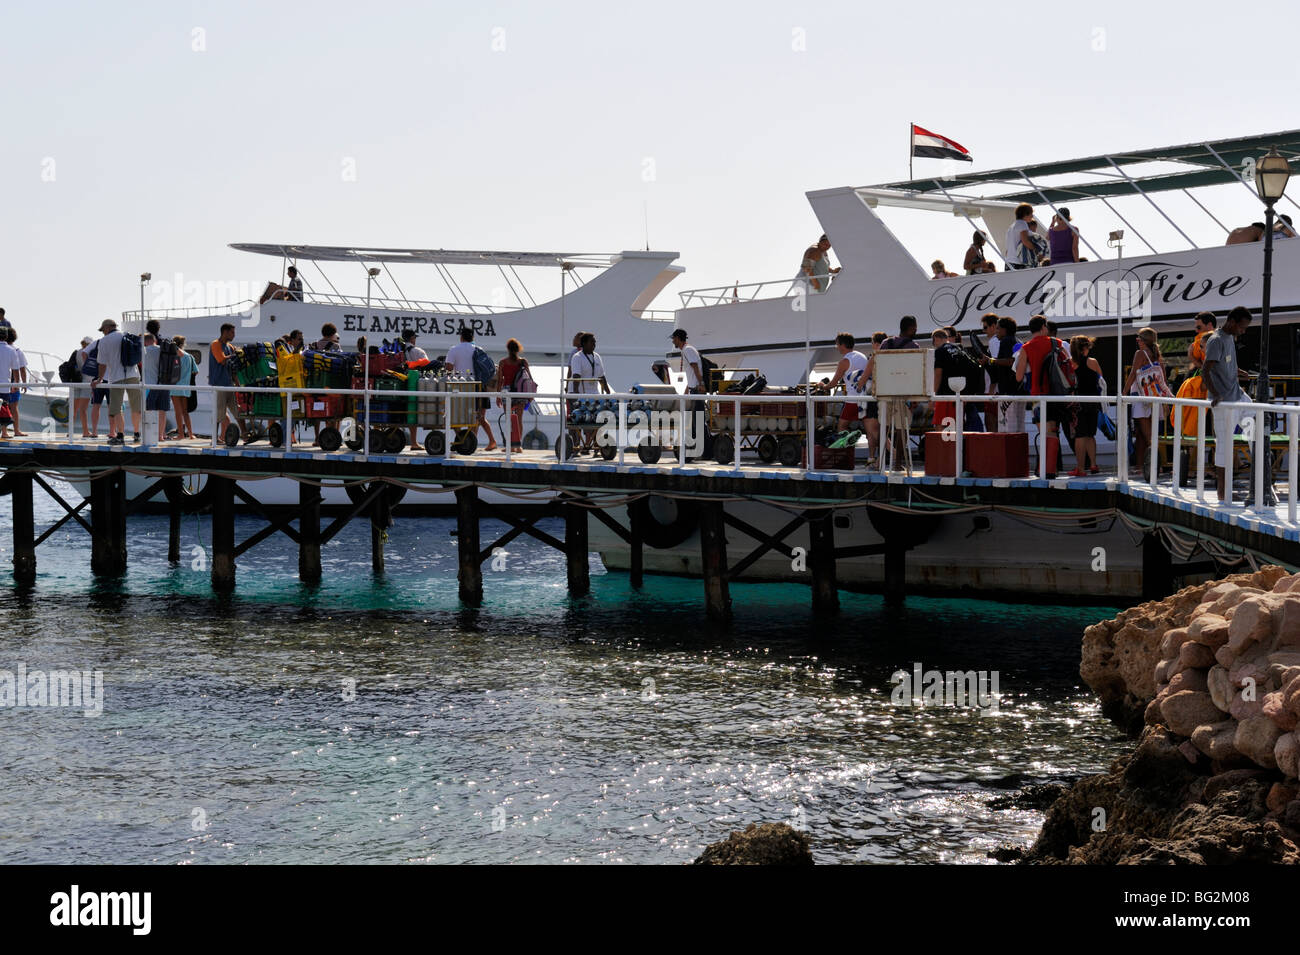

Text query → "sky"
[3,0,1299,363]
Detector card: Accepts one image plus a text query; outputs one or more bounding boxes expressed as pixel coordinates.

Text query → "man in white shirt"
[671,328,704,394]
[568,333,609,395]
[444,327,497,451]
[1,328,26,436]
[402,329,428,363]
[0,332,17,438]
[92,318,142,445]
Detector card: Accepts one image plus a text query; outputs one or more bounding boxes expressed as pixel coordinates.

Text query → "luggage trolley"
[228,342,280,446]
[301,349,355,452]
[415,370,483,455]
[349,351,412,453]
[706,370,808,466]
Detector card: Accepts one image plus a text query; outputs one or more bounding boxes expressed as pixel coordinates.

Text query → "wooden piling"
[456,485,482,604]
[90,471,127,577]
[210,475,236,593]
[884,541,906,606]
[371,521,386,575]
[167,499,181,565]
[565,494,590,597]
[11,472,36,584]
[699,502,731,625]
[807,510,838,614]
[1142,531,1174,601]
[298,482,322,585]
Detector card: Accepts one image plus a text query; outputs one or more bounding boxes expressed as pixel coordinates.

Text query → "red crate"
[924,431,958,476]
[366,353,404,377]
[967,432,1029,478]
[303,393,346,420]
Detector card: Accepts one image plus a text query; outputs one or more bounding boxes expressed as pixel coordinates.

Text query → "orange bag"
[1170,373,1207,436]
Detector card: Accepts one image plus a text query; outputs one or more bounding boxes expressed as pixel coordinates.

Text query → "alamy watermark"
[0,663,103,717]
[889,662,1000,715]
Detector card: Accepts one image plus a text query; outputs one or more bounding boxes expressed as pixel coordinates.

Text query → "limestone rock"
[1263,691,1298,732]
[1208,665,1232,712]
[1266,783,1297,814]
[1227,596,1276,653]
[1161,691,1228,738]
[1187,614,1231,650]
[1168,668,1208,695]
[1191,720,1241,762]
[693,822,814,865]
[1178,641,1217,670]
[1275,733,1300,780]
[1234,716,1283,769]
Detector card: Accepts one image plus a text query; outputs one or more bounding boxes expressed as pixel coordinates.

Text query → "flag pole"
[908,122,913,181]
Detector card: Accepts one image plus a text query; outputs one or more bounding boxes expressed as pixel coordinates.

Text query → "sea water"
[0,483,1125,864]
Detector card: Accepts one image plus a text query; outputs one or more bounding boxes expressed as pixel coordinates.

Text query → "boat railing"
[122,302,259,324]
[678,273,830,308]
[631,308,676,322]
[121,290,524,325]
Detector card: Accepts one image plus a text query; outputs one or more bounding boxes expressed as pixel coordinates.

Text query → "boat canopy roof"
[228,244,613,269]
[873,129,1300,204]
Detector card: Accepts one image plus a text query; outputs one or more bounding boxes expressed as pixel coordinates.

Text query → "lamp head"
[367,267,381,277]
[1256,147,1292,204]
[140,272,151,282]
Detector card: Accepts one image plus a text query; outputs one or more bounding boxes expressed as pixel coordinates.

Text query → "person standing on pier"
[171,335,195,440]
[208,323,239,444]
[446,327,497,452]
[671,329,704,394]
[93,318,142,445]
[1202,306,1252,503]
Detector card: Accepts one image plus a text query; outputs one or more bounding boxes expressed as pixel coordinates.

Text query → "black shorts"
[146,389,171,411]
[90,386,108,406]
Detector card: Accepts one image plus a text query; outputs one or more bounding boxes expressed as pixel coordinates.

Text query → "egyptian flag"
[910,124,972,162]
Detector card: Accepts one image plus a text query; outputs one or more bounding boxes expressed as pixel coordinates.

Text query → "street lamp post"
[1251,147,1291,509]
[364,267,380,455]
[139,272,151,325]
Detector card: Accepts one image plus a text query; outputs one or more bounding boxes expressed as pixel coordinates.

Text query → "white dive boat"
[669,130,1300,388]
[37,245,684,508]
[590,130,1300,598]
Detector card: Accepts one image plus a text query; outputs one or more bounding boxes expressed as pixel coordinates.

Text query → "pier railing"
[12,381,1299,521]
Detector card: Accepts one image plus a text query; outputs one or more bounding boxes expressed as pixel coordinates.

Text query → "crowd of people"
[815,305,1256,495]
[925,205,1088,277]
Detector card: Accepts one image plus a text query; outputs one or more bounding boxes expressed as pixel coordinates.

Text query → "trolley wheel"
[757,434,778,463]
[554,434,577,460]
[452,429,477,455]
[384,428,406,454]
[600,443,618,461]
[267,421,284,448]
[523,428,549,451]
[369,428,387,453]
[714,433,735,464]
[223,422,241,447]
[318,426,342,453]
[777,435,801,467]
[425,431,447,456]
[344,433,364,451]
[637,436,662,465]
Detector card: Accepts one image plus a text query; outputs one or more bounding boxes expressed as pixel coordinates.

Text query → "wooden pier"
[2,438,1299,618]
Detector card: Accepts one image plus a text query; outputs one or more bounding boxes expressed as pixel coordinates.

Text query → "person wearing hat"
[671,329,704,394]
[93,318,142,445]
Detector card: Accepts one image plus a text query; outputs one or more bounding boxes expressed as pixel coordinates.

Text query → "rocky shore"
[1022,565,1300,864]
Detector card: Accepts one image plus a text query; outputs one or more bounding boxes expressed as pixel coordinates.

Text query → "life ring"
[48,399,69,424]
[628,494,700,549]
[163,475,212,513]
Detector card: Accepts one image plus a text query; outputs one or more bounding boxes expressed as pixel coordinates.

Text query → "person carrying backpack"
[1014,315,1074,475]
[445,327,497,451]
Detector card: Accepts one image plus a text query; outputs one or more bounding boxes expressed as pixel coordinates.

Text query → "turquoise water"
[0,483,1125,863]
